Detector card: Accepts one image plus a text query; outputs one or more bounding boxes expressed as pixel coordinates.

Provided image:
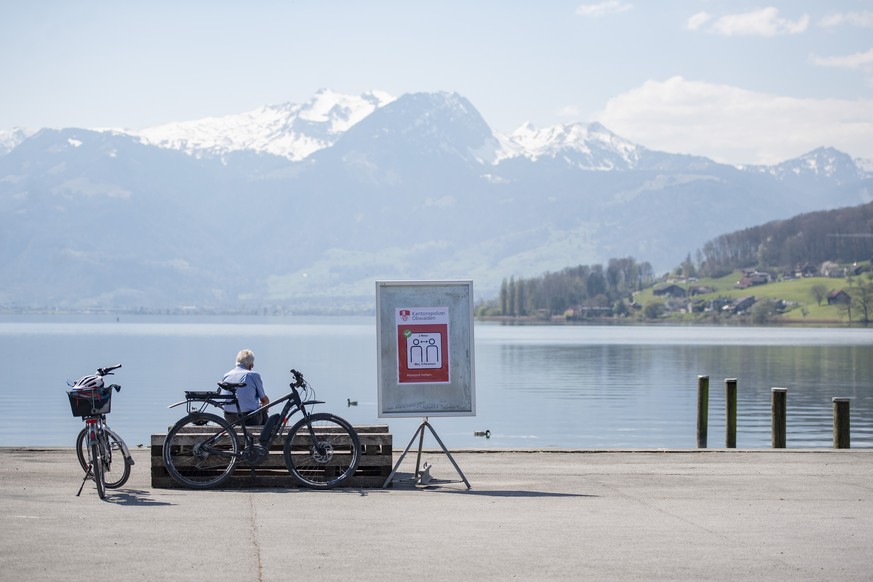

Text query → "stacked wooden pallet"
[151,424,392,488]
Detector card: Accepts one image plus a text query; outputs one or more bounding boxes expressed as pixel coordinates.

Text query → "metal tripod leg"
[382,418,471,489]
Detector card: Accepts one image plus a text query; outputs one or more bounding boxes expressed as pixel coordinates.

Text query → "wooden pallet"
[151,424,392,489]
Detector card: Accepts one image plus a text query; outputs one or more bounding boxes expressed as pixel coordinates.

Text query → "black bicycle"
[162,369,360,490]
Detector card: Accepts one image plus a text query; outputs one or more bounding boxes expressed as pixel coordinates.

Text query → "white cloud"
[819,11,873,29]
[687,12,711,31]
[557,105,582,118]
[811,48,873,71]
[701,7,809,37]
[575,1,632,17]
[594,76,873,165]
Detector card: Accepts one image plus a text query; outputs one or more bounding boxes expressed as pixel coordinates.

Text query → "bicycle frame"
[87,415,134,461]
[169,382,324,456]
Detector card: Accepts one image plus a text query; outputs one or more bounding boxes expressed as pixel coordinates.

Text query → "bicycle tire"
[283,412,361,489]
[91,440,106,499]
[75,427,89,473]
[76,427,131,488]
[162,412,240,489]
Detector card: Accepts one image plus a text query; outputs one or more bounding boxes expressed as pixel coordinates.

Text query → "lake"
[2,314,872,449]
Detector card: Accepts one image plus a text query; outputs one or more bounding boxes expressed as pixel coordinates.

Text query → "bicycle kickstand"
[76,466,93,497]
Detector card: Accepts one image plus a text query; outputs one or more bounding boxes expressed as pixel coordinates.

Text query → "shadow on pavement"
[105,489,174,506]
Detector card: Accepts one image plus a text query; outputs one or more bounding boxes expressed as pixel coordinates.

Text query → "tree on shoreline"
[488,257,654,317]
[847,275,873,324]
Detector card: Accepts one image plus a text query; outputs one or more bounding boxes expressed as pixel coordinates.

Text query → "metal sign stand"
[383,417,471,489]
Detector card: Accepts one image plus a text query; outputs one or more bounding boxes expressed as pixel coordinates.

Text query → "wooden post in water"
[697,375,709,448]
[725,378,737,448]
[772,388,787,448]
[833,398,851,449]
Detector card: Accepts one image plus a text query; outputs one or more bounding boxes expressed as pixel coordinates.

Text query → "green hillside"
[635,272,856,323]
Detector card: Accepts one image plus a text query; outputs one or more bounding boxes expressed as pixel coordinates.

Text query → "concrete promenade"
[1,447,872,581]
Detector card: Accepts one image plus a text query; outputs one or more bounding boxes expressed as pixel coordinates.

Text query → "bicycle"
[66,364,134,499]
[162,369,361,490]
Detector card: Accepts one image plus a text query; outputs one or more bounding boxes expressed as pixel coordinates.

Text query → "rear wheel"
[162,413,240,489]
[75,428,89,472]
[283,413,360,489]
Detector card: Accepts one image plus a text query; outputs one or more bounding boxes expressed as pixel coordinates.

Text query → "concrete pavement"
[1,447,872,581]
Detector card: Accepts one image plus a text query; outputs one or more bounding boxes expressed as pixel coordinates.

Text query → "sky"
[1,0,872,166]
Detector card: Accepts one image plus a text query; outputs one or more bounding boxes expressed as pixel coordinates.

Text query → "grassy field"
[635,271,853,323]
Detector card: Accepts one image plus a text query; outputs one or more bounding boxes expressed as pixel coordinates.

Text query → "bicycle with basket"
[67,364,134,499]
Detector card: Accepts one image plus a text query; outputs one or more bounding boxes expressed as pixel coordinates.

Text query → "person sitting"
[221,349,270,426]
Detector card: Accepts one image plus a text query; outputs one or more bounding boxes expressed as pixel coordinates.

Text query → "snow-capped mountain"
[748,147,866,185]
[506,121,644,170]
[131,92,650,170]
[2,89,871,311]
[136,89,395,161]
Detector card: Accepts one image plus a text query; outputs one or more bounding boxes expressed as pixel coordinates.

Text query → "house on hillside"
[796,264,817,278]
[736,271,770,289]
[653,284,687,298]
[723,296,756,314]
[827,289,851,305]
[689,285,715,296]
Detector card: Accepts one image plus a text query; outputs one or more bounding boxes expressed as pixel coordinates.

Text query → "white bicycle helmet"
[73,374,104,391]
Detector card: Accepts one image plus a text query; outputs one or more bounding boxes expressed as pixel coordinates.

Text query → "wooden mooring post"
[771,388,787,448]
[697,375,709,448]
[725,378,737,448]
[833,397,851,449]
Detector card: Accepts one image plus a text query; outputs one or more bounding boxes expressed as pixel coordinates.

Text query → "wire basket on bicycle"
[68,383,112,417]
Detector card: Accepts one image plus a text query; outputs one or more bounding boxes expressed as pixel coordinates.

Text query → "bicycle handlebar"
[290,369,305,388]
[97,364,122,376]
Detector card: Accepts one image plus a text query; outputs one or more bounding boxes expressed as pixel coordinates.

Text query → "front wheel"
[76,427,131,488]
[283,413,360,489]
[162,413,240,489]
[91,440,106,499]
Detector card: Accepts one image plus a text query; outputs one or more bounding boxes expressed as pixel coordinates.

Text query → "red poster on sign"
[396,307,450,383]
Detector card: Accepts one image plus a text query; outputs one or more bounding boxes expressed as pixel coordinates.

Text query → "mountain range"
[2,90,871,312]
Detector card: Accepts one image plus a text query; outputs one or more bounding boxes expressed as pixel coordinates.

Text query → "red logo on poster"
[395,307,450,384]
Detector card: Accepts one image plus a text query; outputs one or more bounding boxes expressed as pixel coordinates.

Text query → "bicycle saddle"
[183,381,245,401]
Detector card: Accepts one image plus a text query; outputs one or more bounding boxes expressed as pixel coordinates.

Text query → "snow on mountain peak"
[136,90,395,161]
[0,127,37,155]
[297,88,395,130]
[758,146,863,183]
[506,121,641,170]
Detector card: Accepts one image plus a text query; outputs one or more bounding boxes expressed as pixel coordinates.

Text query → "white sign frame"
[376,280,476,418]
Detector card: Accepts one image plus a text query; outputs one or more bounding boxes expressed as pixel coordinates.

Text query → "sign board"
[376,281,475,417]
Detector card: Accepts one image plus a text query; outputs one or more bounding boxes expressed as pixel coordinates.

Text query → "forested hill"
[483,199,873,320]
[693,199,873,278]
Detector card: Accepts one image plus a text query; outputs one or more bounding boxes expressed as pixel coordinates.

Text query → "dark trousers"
[224,409,266,426]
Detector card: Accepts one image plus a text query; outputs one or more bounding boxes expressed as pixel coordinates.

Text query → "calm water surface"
[2,315,871,449]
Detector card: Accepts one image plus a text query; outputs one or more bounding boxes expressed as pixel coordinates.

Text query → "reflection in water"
[487,340,873,448]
